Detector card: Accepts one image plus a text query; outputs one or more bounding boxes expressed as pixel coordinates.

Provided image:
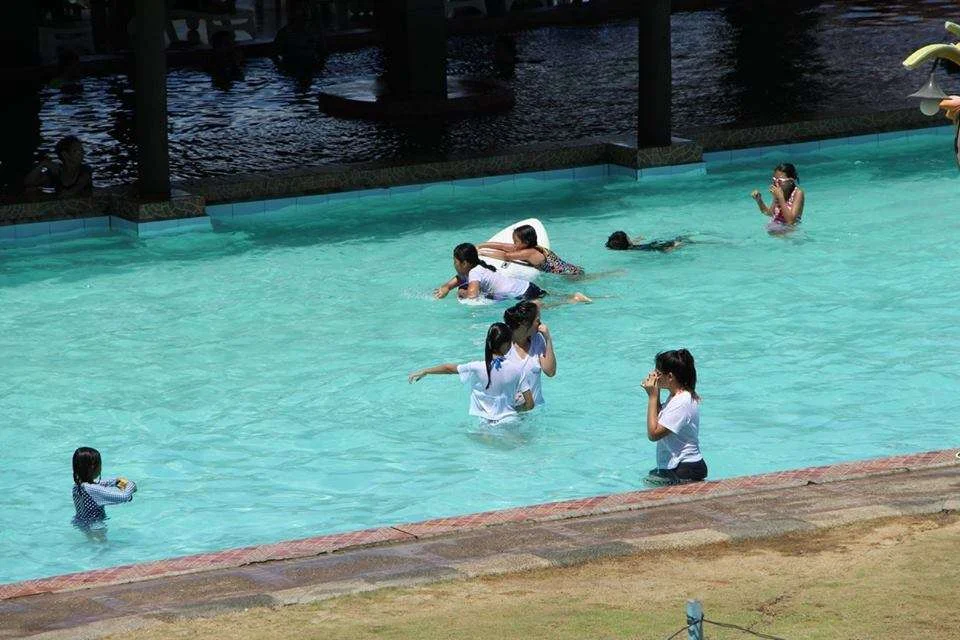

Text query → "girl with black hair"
[503,301,556,408]
[477,224,585,276]
[408,322,535,422]
[751,162,805,233]
[72,446,137,528]
[24,136,93,198]
[640,349,708,485]
[435,243,545,302]
[605,230,689,252]
[435,243,590,304]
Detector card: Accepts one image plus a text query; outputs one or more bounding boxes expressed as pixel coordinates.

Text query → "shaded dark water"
[2,0,957,193]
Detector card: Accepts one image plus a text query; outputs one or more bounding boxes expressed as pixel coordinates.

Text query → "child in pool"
[751,162,805,233]
[477,224,585,276]
[605,231,689,252]
[640,349,708,486]
[72,447,137,528]
[434,243,590,303]
[503,301,556,409]
[408,322,535,423]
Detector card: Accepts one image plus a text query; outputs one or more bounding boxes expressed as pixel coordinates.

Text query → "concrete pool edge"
[1,448,956,603]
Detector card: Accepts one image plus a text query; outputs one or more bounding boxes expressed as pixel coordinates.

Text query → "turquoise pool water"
[2,133,959,583]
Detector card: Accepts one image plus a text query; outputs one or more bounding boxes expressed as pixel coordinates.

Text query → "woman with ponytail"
[435,243,590,304]
[408,322,535,423]
[640,348,708,485]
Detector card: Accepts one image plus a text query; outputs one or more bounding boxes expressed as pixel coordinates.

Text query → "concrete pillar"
[379,0,447,99]
[637,0,671,147]
[134,0,171,200]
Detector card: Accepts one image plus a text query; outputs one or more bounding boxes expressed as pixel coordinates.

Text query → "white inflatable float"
[458,218,550,306]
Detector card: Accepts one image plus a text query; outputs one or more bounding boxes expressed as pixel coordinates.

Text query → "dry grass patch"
[109,512,959,640]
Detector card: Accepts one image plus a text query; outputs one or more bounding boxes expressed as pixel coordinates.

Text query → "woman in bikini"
[751,162,805,234]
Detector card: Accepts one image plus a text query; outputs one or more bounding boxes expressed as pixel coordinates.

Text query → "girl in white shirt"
[640,348,707,485]
[434,243,545,302]
[503,301,556,408]
[434,243,590,304]
[408,322,535,422]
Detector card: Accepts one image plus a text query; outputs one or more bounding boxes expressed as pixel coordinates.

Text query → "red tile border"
[1,448,956,601]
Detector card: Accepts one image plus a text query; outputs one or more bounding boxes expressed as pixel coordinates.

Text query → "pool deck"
[1,449,957,639]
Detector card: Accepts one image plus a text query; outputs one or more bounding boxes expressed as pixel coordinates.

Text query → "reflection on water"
[2,0,957,194]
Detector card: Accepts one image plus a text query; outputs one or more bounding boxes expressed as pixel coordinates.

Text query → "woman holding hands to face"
[751,162,804,234]
[641,349,708,485]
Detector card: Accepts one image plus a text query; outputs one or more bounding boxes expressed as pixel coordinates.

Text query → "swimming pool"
[2,131,958,584]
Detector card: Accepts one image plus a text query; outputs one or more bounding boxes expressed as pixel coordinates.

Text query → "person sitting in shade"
[24,135,93,198]
[273,2,327,77]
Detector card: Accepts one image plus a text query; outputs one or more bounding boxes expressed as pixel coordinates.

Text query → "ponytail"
[454,243,497,272]
[484,322,513,389]
[655,348,699,401]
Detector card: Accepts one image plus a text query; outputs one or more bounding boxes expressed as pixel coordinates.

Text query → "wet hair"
[774,162,799,182]
[606,230,631,250]
[655,349,699,401]
[503,300,538,332]
[512,224,538,249]
[774,163,799,198]
[484,322,513,389]
[454,243,496,272]
[55,135,81,161]
[73,447,102,485]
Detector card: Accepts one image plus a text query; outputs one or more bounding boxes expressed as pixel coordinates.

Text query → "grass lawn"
[109,512,959,639]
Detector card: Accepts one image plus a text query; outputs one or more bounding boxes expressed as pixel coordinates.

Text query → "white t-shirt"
[457,358,532,422]
[506,332,546,407]
[467,265,529,300]
[656,391,702,470]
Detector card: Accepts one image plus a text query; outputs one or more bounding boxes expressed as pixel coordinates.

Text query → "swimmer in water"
[477,224,585,276]
[751,162,805,234]
[605,231,689,252]
[408,322,535,423]
[434,243,590,304]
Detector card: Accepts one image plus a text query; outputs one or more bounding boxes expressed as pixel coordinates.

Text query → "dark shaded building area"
[0,0,951,198]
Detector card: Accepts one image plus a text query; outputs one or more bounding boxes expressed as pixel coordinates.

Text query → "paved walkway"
[2,450,957,639]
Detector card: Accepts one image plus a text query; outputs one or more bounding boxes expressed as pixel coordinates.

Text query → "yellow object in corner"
[903,22,960,69]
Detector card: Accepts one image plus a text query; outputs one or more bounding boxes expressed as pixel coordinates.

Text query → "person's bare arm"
[458,281,481,299]
[538,325,557,377]
[434,276,460,299]
[408,363,458,382]
[777,189,804,224]
[501,248,543,266]
[751,189,772,216]
[477,241,515,251]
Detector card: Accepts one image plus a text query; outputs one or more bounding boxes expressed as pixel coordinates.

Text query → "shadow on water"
[720,0,828,124]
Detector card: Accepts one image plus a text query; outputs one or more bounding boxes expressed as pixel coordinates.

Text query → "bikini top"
[772,187,800,224]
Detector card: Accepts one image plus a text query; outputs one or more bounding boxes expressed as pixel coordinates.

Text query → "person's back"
[71,447,137,528]
[458,356,530,422]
